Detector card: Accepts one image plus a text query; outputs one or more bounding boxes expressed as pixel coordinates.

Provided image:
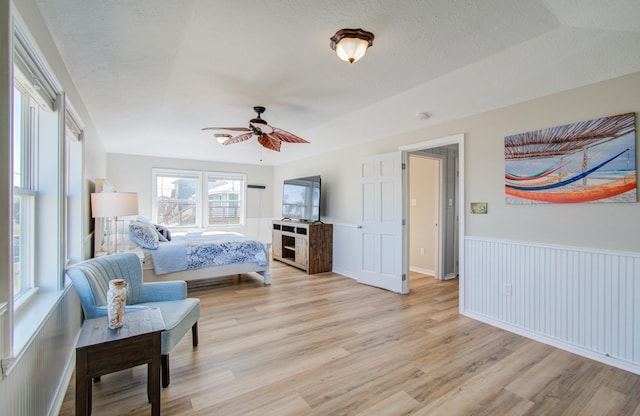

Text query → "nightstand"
[75,308,165,415]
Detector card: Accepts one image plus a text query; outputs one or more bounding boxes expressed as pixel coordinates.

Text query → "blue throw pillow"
[129,221,159,249]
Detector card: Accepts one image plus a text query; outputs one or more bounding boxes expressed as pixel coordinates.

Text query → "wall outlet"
[420,247,424,255]
[504,284,512,296]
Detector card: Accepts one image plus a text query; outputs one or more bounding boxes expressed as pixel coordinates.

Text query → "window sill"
[13,287,39,312]
[2,284,70,375]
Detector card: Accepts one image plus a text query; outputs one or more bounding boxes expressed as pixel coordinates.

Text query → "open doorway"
[401,134,464,293]
[408,154,442,279]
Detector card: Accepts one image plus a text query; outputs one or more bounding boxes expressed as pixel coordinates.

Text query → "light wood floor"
[60,261,640,415]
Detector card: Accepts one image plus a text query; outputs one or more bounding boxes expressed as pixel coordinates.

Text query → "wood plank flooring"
[59,261,640,415]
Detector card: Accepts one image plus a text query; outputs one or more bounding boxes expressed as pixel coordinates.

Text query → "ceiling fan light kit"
[214,133,232,144]
[330,28,374,63]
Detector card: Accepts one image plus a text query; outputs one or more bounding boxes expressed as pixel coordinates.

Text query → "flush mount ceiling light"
[214,133,232,144]
[330,28,374,64]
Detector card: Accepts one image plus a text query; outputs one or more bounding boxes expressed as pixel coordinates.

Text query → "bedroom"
[1,0,640,415]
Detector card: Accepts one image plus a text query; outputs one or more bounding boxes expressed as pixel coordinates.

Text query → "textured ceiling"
[34,0,640,165]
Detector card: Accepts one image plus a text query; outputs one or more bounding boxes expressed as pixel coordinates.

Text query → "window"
[152,169,246,228]
[64,107,84,265]
[12,83,35,303]
[3,16,71,368]
[12,21,64,300]
[153,169,201,227]
[206,173,245,226]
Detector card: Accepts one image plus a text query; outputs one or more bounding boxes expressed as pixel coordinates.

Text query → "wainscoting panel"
[463,237,640,374]
[1,287,81,415]
[332,223,359,279]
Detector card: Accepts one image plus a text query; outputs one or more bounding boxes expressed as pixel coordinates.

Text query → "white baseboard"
[462,310,640,376]
[331,268,357,280]
[409,266,434,276]
[464,237,640,376]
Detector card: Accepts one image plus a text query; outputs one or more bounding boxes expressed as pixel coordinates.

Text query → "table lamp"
[91,192,139,254]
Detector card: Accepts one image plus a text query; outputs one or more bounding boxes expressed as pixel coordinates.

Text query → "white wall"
[106,153,275,243]
[409,156,437,274]
[274,72,640,373]
[276,72,640,252]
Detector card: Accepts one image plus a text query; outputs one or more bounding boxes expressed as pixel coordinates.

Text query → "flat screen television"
[282,175,321,222]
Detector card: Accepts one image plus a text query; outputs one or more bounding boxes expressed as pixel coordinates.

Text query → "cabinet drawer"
[85,335,154,376]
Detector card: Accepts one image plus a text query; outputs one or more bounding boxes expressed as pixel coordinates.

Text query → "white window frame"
[2,14,67,372]
[64,103,84,265]
[152,168,202,228]
[151,168,247,229]
[12,79,37,309]
[205,172,246,227]
[12,189,36,309]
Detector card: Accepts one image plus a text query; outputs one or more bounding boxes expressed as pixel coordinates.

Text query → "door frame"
[400,134,465,303]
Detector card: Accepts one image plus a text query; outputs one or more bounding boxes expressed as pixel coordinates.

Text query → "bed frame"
[141,246,271,285]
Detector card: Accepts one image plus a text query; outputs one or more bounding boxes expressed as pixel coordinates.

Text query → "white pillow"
[129,221,159,249]
[136,216,168,242]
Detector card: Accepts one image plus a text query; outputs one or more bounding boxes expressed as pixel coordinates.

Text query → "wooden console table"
[272,220,333,274]
[75,309,165,415]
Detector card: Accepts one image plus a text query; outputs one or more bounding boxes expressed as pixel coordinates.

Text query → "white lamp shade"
[335,37,370,63]
[215,134,231,144]
[91,192,139,218]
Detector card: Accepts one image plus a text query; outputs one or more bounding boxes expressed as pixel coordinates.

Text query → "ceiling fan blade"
[202,127,251,132]
[223,132,253,145]
[271,128,310,143]
[258,135,281,152]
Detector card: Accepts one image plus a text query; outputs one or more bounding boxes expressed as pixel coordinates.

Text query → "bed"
[130,225,270,285]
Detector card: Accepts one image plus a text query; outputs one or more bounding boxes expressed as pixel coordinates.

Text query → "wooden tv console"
[272,220,333,274]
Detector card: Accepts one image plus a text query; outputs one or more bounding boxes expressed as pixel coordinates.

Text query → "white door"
[356,152,405,293]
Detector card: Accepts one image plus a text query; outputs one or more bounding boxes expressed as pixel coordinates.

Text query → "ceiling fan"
[202,106,309,152]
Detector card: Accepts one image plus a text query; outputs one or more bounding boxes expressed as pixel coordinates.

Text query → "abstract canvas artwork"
[505,113,637,204]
